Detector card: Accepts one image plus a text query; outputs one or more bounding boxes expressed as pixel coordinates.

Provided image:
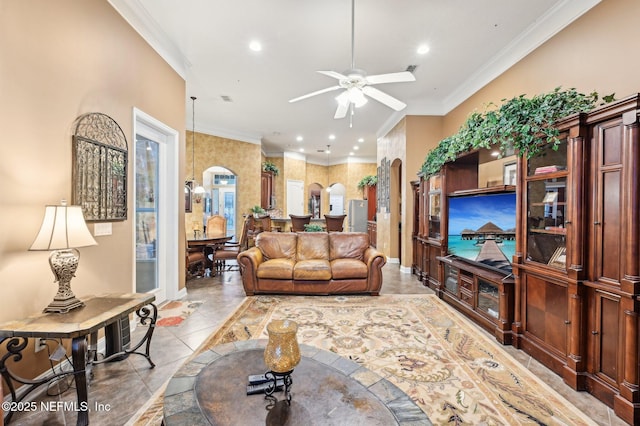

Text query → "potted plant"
[357,175,377,190]
[419,87,613,176]
[250,205,266,218]
[262,161,279,176]
[304,223,324,232]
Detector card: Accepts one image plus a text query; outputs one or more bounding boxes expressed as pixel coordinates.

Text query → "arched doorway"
[308,182,323,218]
[203,166,237,236]
[327,183,345,215]
[389,159,402,262]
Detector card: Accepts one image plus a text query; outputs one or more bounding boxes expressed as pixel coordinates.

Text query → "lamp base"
[44,249,85,314]
[43,297,85,314]
[264,370,294,405]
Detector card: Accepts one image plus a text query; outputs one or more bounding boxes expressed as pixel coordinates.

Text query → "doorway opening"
[204,166,237,237]
[390,158,402,263]
[133,109,179,303]
[308,183,322,218]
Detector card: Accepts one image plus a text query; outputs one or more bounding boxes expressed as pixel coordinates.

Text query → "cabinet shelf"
[530,202,567,207]
[529,228,567,235]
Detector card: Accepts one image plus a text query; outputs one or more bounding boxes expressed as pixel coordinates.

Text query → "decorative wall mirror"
[72,112,128,221]
[185,181,193,213]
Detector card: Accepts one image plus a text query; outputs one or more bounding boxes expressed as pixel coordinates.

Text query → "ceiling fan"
[288,0,416,120]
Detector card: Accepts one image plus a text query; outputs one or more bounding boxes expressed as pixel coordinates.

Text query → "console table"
[0,293,157,426]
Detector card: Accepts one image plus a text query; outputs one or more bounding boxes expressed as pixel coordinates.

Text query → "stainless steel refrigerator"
[348,199,368,232]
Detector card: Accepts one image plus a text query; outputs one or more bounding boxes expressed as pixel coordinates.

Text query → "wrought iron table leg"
[71,336,89,426]
[93,303,157,367]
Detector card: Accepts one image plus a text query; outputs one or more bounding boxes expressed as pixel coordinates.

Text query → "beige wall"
[186,131,261,233]
[0,0,185,379]
[378,116,443,264]
[444,0,640,136]
[378,0,640,268]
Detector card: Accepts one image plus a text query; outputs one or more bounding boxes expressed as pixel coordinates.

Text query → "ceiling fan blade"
[289,85,342,103]
[366,71,416,85]
[317,70,348,80]
[334,92,350,119]
[362,86,407,111]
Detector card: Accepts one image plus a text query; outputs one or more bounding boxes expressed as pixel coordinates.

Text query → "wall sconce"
[193,185,205,203]
[29,200,97,313]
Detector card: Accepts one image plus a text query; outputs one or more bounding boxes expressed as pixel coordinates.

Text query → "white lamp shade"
[193,185,206,194]
[30,204,97,250]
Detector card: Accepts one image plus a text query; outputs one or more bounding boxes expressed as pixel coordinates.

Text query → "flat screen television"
[447,191,516,274]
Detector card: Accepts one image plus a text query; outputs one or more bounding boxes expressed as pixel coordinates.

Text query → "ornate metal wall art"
[377,157,390,212]
[72,112,128,221]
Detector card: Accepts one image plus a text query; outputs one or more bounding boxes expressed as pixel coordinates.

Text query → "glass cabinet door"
[428,175,441,238]
[525,140,568,269]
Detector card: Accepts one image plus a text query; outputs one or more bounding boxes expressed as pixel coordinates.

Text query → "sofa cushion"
[330,258,368,279]
[329,232,369,261]
[257,258,295,279]
[293,259,332,280]
[296,232,329,260]
[256,232,297,261]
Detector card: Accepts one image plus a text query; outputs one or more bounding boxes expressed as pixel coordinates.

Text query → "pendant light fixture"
[326,145,333,193]
[190,96,205,202]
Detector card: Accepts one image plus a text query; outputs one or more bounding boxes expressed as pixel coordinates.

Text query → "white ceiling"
[110,0,599,164]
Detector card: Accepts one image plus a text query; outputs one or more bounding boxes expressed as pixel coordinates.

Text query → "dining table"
[187,233,232,275]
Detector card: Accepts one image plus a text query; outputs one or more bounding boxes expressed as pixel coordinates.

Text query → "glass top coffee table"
[163,340,430,425]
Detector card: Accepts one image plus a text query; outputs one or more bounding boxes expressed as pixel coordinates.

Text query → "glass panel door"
[135,137,159,292]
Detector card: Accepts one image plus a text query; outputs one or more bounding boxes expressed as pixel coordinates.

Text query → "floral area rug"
[154,300,202,327]
[131,294,595,425]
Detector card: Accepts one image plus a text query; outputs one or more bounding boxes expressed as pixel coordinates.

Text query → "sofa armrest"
[237,247,263,296]
[363,247,386,295]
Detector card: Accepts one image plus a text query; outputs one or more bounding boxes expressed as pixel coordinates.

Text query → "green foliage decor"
[262,161,279,176]
[420,88,613,176]
[357,175,378,189]
[250,205,266,215]
[304,223,324,232]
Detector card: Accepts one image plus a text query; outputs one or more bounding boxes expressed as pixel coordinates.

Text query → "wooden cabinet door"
[590,118,624,286]
[587,289,621,388]
[261,171,273,209]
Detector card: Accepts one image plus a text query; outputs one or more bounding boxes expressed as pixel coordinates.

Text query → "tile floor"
[6,263,626,425]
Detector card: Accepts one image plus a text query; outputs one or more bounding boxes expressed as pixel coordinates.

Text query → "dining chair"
[324,214,346,232]
[289,214,312,232]
[206,215,226,237]
[211,216,250,272]
[185,234,205,280]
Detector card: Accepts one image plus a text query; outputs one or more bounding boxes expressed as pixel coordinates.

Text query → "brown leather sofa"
[238,231,386,296]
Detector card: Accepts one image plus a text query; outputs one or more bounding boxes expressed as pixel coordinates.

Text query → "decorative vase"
[264,320,300,373]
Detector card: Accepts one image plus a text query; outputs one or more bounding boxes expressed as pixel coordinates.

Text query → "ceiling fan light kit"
[289,0,415,120]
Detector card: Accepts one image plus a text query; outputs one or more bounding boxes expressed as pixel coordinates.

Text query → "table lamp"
[29,200,97,313]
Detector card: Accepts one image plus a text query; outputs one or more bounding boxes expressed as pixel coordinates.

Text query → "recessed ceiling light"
[349,152,354,156]
[249,40,262,52]
[353,146,359,150]
[296,135,303,142]
[417,44,430,55]
[357,138,364,143]
[329,134,336,140]
[299,148,304,152]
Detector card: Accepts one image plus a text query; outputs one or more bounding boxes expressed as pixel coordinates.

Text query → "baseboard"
[387,257,400,264]
[174,287,188,300]
[399,265,412,274]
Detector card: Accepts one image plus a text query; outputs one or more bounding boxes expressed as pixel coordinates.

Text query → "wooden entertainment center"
[412,94,640,424]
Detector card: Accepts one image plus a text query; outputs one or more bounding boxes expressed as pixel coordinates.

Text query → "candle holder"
[263,319,300,404]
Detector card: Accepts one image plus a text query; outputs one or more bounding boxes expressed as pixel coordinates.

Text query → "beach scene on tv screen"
[448,193,516,273]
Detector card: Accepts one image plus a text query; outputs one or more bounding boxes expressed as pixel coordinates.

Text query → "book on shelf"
[534,165,566,174]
